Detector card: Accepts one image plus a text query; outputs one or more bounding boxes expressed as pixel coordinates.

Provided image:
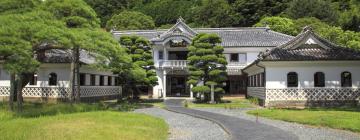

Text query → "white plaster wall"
[1,64,71,87]
[223,47,271,65]
[246,52,259,65]
[152,69,164,98]
[37,64,71,87]
[265,62,360,88]
[0,64,117,87]
[0,65,11,86]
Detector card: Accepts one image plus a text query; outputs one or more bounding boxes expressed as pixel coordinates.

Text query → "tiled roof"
[39,49,96,64]
[112,27,293,47]
[261,46,360,61]
[260,27,360,61]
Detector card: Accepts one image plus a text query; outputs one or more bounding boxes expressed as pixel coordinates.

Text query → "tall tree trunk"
[70,53,75,103]
[75,46,81,103]
[16,73,31,112]
[9,73,16,111]
[16,75,23,112]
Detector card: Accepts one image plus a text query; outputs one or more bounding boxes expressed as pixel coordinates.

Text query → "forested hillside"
[84,0,360,49]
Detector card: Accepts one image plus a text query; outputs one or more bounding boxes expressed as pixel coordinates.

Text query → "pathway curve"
[164,99,298,140]
[135,107,229,140]
[195,108,360,140]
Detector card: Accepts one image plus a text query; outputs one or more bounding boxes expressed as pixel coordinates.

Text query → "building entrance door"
[166,75,190,97]
[224,75,247,95]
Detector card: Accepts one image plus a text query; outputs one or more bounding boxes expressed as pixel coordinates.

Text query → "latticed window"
[49,73,57,86]
[287,72,298,87]
[29,73,37,85]
[314,72,325,87]
[341,72,352,87]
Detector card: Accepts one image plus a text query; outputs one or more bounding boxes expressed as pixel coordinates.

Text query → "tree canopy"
[191,0,236,27]
[106,11,155,31]
[187,33,227,102]
[254,16,360,50]
[84,0,360,34]
[0,0,131,110]
[286,0,339,24]
[119,36,157,99]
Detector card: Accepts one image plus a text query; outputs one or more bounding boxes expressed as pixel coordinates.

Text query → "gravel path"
[165,99,298,140]
[194,108,360,140]
[134,107,229,140]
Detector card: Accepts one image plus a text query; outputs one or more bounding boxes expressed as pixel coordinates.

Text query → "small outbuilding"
[0,49,121,102]
[243,27,360,107]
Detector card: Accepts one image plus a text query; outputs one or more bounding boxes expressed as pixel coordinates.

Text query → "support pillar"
[210,84,215,104]
[163,71,167,99]
[190,84,194,100]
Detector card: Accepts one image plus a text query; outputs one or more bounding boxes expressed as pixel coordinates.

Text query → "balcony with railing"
[156,59,250,75]
[158,60,188,69]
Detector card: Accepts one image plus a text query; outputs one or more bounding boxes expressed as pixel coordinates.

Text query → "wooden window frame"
[314,72,325,87]
[287,72,298,87]
[341,71,352,87]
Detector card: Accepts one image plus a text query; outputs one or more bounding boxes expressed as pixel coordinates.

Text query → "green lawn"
[187,98,255,109]
[247,107,360,132]
[0,102,168,140]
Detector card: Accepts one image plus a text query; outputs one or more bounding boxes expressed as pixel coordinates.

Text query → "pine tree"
[187,33,227,103]
[119,36,157,99]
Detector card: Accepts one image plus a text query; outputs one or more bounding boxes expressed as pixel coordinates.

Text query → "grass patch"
[187,98,255,109]
[135,99,165,108]
[247,107,360,132]
[0,102,168,140]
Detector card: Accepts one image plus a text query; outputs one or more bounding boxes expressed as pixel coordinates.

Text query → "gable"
[292,35,330,50]
[162,18,197,37]
[260,27,360,61]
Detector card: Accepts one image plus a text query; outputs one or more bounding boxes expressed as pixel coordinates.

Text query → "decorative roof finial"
[302,26,313,32]
[177,16,185,23]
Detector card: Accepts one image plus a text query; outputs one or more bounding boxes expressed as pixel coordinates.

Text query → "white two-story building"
[112,18,293,99]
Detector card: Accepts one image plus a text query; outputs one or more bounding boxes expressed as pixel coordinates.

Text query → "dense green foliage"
[106,11,155,30]
[248,107,360,132]
[84,0,141,27]
[83,0,360,48]
[119,36,158,98]
[191,0,236,27]
[232,0,291,27]
[187,33,227,102]
[133,0,195,27]
[255,16,360,50]
[0,102,168,140]
[286,0,339,24]
[0,0,132,110]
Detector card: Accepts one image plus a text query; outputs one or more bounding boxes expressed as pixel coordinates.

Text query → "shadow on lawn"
[0,102,111,118]
[0,99,165,119]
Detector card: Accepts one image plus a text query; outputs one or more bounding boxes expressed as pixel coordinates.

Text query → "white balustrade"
[158,60,188,68]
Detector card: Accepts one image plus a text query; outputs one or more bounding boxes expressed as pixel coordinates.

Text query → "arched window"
[49,73,57,86]
[314,72,325,87]
[341,72,352,87]
[287,72,298,87]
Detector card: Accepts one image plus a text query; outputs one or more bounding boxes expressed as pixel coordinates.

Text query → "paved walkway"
[164,99,298,140]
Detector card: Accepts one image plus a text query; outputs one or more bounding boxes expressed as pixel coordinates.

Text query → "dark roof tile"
[112,28,293,47]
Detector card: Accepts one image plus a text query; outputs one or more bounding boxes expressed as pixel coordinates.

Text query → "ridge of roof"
[111,27,274,33]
